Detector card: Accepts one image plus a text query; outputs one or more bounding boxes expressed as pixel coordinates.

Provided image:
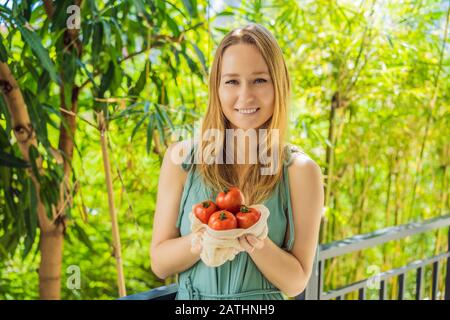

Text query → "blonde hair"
[196,23,291,205]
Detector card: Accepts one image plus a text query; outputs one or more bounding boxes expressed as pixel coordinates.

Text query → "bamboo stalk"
[97,111,127,297]
[439,144,448,215]
[385,154,394,228]
[321,92,338,244]
[325,258,337,292]
[409,3,449,221]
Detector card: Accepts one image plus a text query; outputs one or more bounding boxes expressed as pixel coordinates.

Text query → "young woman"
[150,23,324,300]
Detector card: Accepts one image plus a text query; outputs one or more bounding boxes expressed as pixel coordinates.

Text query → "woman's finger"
[238,236,254,253]
[190,230,205,254]
[190,243,200,254]
[246,235,264,250]
[190,234,203,254]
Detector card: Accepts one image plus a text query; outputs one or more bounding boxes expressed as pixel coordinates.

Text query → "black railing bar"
[416,267,424,300]
[358,287,365,300]
[398,273,405,300]
[380,280,387,300]
[318,260,324,300]
[432,261,439,300]
[318,214,450,260]
[321,252,450,300]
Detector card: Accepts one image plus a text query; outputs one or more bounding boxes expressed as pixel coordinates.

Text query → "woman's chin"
[228,118,268,131]
[228,122,260,131]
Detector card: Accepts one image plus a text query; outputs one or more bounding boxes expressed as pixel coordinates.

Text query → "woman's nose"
[238,83,255,103]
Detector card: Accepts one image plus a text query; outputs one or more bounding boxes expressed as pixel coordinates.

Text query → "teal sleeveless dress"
[175,144,305,300]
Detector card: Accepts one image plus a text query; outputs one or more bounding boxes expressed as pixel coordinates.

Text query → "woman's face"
[218,43,275,131]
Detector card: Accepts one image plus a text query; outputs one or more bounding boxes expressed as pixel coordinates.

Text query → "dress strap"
[180,140,198,172]
[176,142,198,228]
[282,164,295,251]
[281,144,299,251]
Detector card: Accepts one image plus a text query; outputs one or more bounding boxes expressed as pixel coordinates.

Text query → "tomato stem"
[202,201,210,208]
[240,205,249,213]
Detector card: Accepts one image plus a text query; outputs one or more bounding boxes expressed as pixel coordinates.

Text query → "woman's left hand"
[238,234,265,254]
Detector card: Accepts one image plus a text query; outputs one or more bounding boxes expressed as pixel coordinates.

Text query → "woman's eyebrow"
[221,71,269,78]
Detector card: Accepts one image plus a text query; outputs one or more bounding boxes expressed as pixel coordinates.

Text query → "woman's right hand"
[190,228,206,255]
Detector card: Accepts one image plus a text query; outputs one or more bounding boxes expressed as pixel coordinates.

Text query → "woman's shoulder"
[284,144,312,166]
[284,144,322,180]
[162,138,195,177]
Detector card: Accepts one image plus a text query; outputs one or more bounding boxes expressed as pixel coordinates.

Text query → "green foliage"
[0,0,209,299]
[0,0,449,300]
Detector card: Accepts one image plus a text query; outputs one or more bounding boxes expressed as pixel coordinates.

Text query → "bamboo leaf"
[99,61,114,97]
[133,0,146,15]
[23,89,49,148]
[27,145,40,183]
[182,0,198,18]
[192,43,207,74]
[215,10,234,17]
[4,188,16,217]
[76,58,98,90]
[0,149,30,168]
[92,21,103,60]
[181,51,199,74]
[154,110,165,146]
[133,0,152,22]
[155,103,174,130]
[164,11,180,38]
[23,178,37,259]
[146,114,155,154]
[0,123,9,145]
[51,0,73,32]
[0,34,7,62]
[37,70,50,93]
[131,114,147,141]
[110,18,123,50]
[82,21,93,46]
[72,221,95,252]
[16,21,60,85]
[4,232,19,255]
[130,62,148,98]
[101,20,111,46]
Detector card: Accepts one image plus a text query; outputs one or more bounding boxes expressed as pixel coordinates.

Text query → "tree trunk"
[0,61,72,300]
[39,224,64,299]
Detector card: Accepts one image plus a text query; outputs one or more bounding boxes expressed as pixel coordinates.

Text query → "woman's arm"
[150,141,203,280]
[239,155,324,297]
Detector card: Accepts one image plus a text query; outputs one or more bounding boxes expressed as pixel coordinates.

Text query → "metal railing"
[120,213,450,300]
[303,213,450,300]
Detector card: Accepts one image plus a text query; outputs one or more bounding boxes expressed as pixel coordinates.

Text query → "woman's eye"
[225,80,238,85]
[255,78,267,84]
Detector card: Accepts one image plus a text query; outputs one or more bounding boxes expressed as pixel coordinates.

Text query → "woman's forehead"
[221,44,269,75]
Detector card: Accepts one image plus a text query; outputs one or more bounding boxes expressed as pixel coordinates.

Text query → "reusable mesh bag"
[189,204,270,267]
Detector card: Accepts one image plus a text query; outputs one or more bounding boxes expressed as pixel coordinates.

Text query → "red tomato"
[215,186,245,214]
[207,210,237,230]
[236,205,261,229]
[194,200,218,224]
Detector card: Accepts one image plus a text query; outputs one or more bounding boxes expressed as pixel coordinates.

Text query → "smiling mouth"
[235,108,260,114]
